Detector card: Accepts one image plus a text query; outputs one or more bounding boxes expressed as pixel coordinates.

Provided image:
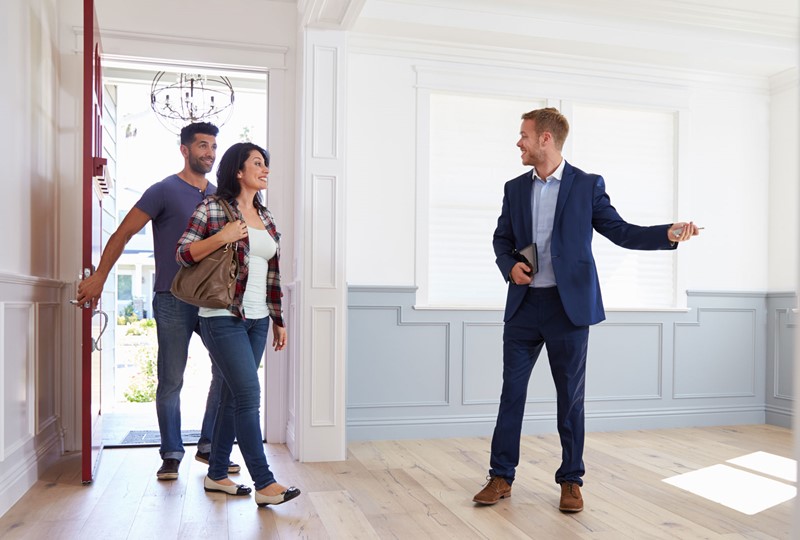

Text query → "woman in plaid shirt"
[176,142,300,507]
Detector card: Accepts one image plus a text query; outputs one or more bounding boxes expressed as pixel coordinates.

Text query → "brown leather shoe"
[473,476,512,505]
[559,482,583,512]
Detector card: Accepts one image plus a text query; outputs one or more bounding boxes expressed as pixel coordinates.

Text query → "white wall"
[0,0,78,517]
[768,70,799,291]
[686,85,772,291]
[346,53,417,286]
[2,0,60,278]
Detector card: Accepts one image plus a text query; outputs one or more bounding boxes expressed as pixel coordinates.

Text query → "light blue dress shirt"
[530,159,565,288]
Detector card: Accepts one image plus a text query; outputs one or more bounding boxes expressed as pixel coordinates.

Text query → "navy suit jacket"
[493,161,676,327]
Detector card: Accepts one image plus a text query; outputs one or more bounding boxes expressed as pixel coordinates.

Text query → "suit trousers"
[489,286,589,486]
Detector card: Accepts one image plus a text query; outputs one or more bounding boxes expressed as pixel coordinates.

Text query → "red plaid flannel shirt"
[176,196,284,326]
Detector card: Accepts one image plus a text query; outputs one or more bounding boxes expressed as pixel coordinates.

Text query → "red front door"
[81,0,107,484]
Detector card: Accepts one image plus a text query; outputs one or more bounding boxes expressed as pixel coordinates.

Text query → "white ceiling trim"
[348,33,771,93]
[301,0,368,29]
[354,0,797,78]
[369,0,798,39]
[77,27,289,71]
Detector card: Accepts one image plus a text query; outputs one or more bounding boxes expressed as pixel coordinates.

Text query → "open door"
[81,0,108,484]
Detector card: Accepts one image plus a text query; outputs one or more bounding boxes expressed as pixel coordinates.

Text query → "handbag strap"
[213,197,238,250]
[215,196,236,224]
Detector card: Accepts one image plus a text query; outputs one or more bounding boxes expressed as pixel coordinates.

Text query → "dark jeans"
[489,287,589,486]
[152,292,224,460]
[199,315,276,490]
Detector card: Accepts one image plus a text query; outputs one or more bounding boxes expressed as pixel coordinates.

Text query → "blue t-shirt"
[135,174,217,292]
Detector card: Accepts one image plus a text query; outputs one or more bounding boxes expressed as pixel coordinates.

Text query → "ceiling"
[307,0,799,78]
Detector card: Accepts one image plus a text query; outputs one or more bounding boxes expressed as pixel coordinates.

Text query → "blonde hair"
[521,107,569,150]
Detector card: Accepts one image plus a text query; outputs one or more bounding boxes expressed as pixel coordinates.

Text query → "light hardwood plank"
[309,490,381,539]
[0,426,792,539]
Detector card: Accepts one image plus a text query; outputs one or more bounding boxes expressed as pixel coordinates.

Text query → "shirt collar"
[534,158,565,183]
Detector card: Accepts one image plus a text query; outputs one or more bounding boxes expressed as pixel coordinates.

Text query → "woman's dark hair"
[215,142,270,205]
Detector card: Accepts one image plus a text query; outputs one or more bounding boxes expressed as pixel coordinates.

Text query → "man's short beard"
[189,158,212,175]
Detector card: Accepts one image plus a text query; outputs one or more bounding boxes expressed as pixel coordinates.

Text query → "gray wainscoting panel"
[461,322,557,405]
[766,293,796,428]
[348,287,792,441]
[461,322,503,405]
[586,323,662,400]
[348,305,449,408]
[775,308,795,399]
[674,309,757,398]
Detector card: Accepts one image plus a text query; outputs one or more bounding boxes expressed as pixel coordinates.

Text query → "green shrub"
[124,344,157,402]
[126,318,156,336]
[118,302,139,325]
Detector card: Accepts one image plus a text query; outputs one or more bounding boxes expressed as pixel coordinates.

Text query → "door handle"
[70,268,96,309]
[91,309,109,353]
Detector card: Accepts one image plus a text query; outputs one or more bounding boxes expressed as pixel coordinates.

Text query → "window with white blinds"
[570,104,676,308]
[425,93,544,307]
[424,94,678,309]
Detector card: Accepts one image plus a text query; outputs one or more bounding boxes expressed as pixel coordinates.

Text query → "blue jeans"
[199,315,275,490]
[152,292,225,460]
[490,287,589,486]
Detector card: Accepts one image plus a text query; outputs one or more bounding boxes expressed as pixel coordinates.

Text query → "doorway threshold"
[104,429,201,448]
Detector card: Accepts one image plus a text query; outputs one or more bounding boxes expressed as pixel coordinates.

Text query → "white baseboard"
[0,432,62,518]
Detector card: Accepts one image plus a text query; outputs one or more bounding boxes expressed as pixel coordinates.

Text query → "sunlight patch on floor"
[726,451,796,483]
[663,456,796,515]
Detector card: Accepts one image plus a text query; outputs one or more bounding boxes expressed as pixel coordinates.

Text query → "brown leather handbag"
[170,197,240,309]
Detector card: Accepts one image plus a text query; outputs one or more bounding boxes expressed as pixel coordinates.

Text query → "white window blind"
[569,104,676,308]
[426,93,543,306]
[425,95,678,309]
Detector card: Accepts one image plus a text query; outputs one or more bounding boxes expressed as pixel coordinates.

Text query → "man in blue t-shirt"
[77,122,239,480]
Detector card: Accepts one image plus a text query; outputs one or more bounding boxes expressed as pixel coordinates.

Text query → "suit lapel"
[554,160,574,228]
[522,171,533,245]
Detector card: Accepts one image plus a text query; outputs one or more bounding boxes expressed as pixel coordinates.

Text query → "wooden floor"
[0,425,794,539]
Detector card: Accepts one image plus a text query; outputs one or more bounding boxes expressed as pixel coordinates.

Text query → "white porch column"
[292,27,348,462]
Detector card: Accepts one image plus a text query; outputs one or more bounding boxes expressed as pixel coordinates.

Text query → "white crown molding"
[72,27,289,56]
[301,0,367,29]
[770,68,800,94]
[367,0,798,40]
[355,0,797,78]
[349,33,770,93]
[584,0,797,38]
[72,27,289,71]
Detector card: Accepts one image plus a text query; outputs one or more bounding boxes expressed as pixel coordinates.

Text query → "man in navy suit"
[472,107,699,511]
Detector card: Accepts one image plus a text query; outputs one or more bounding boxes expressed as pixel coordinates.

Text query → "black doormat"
[109,429,201,447]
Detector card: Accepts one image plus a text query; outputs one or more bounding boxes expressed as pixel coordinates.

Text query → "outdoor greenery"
[125,317,156,336]
[122,318,158,403]
[117,302,140,325]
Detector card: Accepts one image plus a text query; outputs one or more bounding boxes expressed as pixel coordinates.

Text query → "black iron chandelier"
[150,71,235,134]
